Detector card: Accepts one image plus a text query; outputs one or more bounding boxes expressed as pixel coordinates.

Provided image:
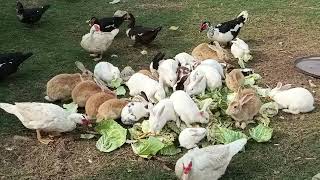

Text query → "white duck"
[230,38,252,68]
[178,128,207,149]
[175,138,247,180]
[80,24,119,61]
[0,102,90,144]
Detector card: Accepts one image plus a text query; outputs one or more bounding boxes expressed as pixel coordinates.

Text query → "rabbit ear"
[94,77,109,91]
[195,74,205,84]
[235,70,244,82]
[276,82,282,89]
[156,105,165,118]
[75,61,87,72]
[236,87,242,98]
[140,91,149,102]
[280,84,292,90]
[239,93,254,105]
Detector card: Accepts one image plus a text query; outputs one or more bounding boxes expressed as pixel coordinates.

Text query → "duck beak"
[82,118,92,127]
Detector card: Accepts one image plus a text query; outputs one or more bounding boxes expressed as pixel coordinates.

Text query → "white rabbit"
[94,61,120,84]
[126,73,166,103]
[186,72,206,96]
[121,101,149,125]
[199,59,225,79]
[174,52,197,70]
[170,90,210,127]
[148,99,178,134]
[231,38,252,68]
[178,128,207,149]
[189,64,222,91]
[158,59,179,89]
[269,82,315,114]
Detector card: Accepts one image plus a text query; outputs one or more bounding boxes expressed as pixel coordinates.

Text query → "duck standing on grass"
[0,102,91,144]
[200,11,248,46]
[16,1,50,25]
[0,52,33,79]
[80,24,119,61]
[126,13,162,46]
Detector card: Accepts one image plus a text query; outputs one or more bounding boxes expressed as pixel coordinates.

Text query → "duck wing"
[215,15,246,33]
[14,103,66,129]
[0,52,33,79]
[21,5,50,23]
[97,17,115,32]
[131,26,162,44]
[194,145,230,171]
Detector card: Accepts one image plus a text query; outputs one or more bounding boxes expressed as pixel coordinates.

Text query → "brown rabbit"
[226,88,262,129]
[192,42,229,63]
[45,61,93,102]
[72,78,115,107]
[96,99,129,122]
[85,91,117,119]
[138,69,158,80]
[225,69,245,92]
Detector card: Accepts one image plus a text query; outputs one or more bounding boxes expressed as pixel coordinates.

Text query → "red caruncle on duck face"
[93,24,101,32]
[199,22,209,32]
[182,161,192,174]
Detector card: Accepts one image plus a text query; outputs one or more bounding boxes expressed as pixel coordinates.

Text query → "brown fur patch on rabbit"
[226,88,262,129]
[138,70,158,80]
[192,42,229,63]
[71,80,102,107]
[85,92,117,119]
[45,61,93,102]
[225,69,245,92]
[96,99,129,122]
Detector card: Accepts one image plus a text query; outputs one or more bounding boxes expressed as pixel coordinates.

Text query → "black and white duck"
[0,52,33,79]
[87,10,130,32]
[200,11,248,46]
[16,1,50,24]
[126,13,162,46]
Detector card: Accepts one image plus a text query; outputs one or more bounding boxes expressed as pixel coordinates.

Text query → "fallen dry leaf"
[308,80,317,87]
[140,50,148,55]
[169,26,179,30]
[109,0,120,4]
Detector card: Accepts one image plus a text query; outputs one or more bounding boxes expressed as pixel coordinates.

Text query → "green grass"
[0,0,320,179]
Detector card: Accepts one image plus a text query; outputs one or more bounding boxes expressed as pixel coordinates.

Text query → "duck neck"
[113,16,125,27]
[128,13,135,28]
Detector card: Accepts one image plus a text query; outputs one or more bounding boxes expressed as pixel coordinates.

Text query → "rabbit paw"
[240,122,247,129]
[90,54,98,57]
[235,122,241,128]
[282,109,300,114]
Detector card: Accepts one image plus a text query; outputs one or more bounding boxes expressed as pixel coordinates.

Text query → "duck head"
[16,1,24,14]
[199,21,210,32]
[181,161,192,180]
[90,24,101,33]
[88,17,99,27]
[68,113,91,126]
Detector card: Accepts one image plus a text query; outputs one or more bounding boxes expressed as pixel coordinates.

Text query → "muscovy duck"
[200,11,248,46]
[0,52,33,79]
[126,13,162,46]
[80,24,119,61]
[87,10,129,32]
[16,1,50,24]
[175,138,247,180]
[0,102,90,144]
